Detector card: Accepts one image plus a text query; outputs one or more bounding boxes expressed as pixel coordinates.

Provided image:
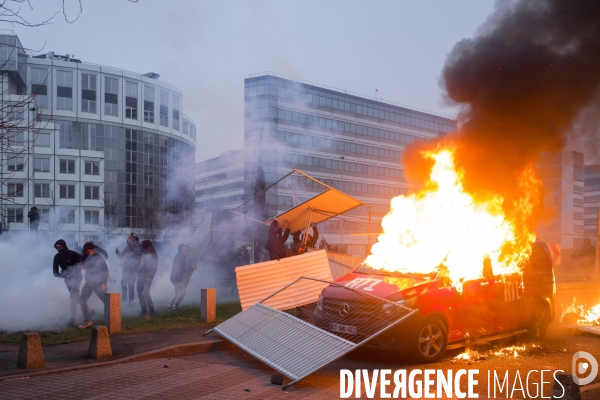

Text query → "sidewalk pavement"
[0,325,233,381]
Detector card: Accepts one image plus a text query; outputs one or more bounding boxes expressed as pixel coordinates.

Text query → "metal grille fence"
[212,276,416,389]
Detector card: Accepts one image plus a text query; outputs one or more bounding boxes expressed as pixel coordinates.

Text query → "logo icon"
[572,351,598,385]
[339,303,350,317]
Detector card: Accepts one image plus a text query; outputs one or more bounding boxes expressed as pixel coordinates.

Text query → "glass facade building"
[0,34,196,243]
[196,74,456,222]
[584,164,600,237]
[536,151,584,248]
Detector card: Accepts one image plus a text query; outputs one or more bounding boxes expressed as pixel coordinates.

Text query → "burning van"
[314,240,555,362]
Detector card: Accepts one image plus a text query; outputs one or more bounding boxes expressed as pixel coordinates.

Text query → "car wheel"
[528,305,548,340]
[414,318,448,363]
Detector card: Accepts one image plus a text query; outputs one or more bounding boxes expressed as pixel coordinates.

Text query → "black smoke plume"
[404,0,600,231]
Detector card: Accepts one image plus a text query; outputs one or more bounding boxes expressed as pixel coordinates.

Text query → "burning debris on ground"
[561,298,600,326]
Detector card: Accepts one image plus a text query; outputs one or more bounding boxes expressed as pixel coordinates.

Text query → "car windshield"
[353,262,433,281]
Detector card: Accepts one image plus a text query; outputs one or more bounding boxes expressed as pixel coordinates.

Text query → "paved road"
[1,325,599,399]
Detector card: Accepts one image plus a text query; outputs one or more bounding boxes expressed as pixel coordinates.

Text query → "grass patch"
[0,302,242,347]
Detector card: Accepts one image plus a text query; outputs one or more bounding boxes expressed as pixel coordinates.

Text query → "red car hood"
[332,273,431,299]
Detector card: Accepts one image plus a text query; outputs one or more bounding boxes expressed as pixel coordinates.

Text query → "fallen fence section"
[578,325,600,336]
[212,277,416,389]
[236,250,332,311]
[187,213,212,268]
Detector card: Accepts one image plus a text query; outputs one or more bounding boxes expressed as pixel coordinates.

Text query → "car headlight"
[396,297,417,309]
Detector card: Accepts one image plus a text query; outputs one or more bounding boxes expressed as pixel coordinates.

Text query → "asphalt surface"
[0,323,599,399]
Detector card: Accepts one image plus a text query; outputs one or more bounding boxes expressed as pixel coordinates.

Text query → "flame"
[365,147,537,290]
[561,297,600,325]
[493,344,527,357]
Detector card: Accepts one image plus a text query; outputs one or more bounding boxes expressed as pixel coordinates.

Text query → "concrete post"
[596,212,600,281]
[103,293,121,334]
[88,326,113,359]
[17,332,45,369]
[201,288,216,323]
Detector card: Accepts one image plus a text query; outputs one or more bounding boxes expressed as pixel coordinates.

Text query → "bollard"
[552,373,581,400]
[104,293,121,334]
[88,326,113,359]
[201,288,216,323]
[17,332,45,369]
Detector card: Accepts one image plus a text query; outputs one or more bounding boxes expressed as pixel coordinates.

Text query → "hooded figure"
[78,242,109,329]
[169,244,193,310]
[52,239,82,326]
[28,207,40,232]
[116,233,141,303]
[265,220,290,260]
[137,240,158,318]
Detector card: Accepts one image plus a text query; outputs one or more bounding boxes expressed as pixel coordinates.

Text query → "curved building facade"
[0,34,196,244]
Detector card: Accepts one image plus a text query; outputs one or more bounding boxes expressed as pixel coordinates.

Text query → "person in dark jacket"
[265,220,290,260]
[78,242,109,329]
[303,223,319,248]
[168,244,189,310]
[115,233,140,304]
[137,240,158,318]
[52,239,82,327]
[28,207,40,232]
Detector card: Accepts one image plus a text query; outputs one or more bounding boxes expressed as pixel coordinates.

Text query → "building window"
[7,156,24,171]
[7,183,24,197]
[58,121,75,149]
[143,154,154,165]
[59,159,75,174]
[35,132,51,148]
[7,208,24,223]
[33,158,50,173]
[125,81,138,120]
[84,210,100,224]
[56,70,73,111]
[183,121,188,135]
[34,183,50,198]
[7,131,24,147]
[39,208,50,223]
[85,161,100,175]
[81,123,97,151]
[81,73,97,113]
[144,86,155,123]
[59,208,75,224]
[31,67,48,108]
[104,77,119,116]
[59,184,75,199]
[172,95,180,130]
[160,90,168,127]
[84,185,99,200]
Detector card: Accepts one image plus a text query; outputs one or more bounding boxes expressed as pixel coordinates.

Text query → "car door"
[461,278,499,336]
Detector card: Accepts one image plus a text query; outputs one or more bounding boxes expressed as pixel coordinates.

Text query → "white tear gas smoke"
[0,227,236,333]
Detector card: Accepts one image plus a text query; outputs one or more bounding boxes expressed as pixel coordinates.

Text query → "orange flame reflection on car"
[365,148,536,291]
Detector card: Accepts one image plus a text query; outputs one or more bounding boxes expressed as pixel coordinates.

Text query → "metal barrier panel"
[212,277,417,389]
[187,213,212,268]
[214,303,355,380]
[327,258,354,280]
[235,250,333,310]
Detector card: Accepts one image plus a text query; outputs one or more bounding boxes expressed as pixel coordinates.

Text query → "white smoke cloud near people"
[0,216,237,333]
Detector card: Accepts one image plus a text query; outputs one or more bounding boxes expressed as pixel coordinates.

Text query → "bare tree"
[0,0,85,221]
[138,194,162,240]
[97,192,120,242]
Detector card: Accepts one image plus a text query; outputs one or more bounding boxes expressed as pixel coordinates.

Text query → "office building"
[0,34,196,244]
[536,151,584,248]
[196,73,456,224]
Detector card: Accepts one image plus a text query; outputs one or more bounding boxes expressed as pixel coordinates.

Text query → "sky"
[9,0,496,162]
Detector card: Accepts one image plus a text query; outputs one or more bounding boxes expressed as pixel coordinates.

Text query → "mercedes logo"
[339,303,350,317]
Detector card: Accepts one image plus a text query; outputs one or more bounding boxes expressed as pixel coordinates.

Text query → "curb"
[0,337,235,382]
